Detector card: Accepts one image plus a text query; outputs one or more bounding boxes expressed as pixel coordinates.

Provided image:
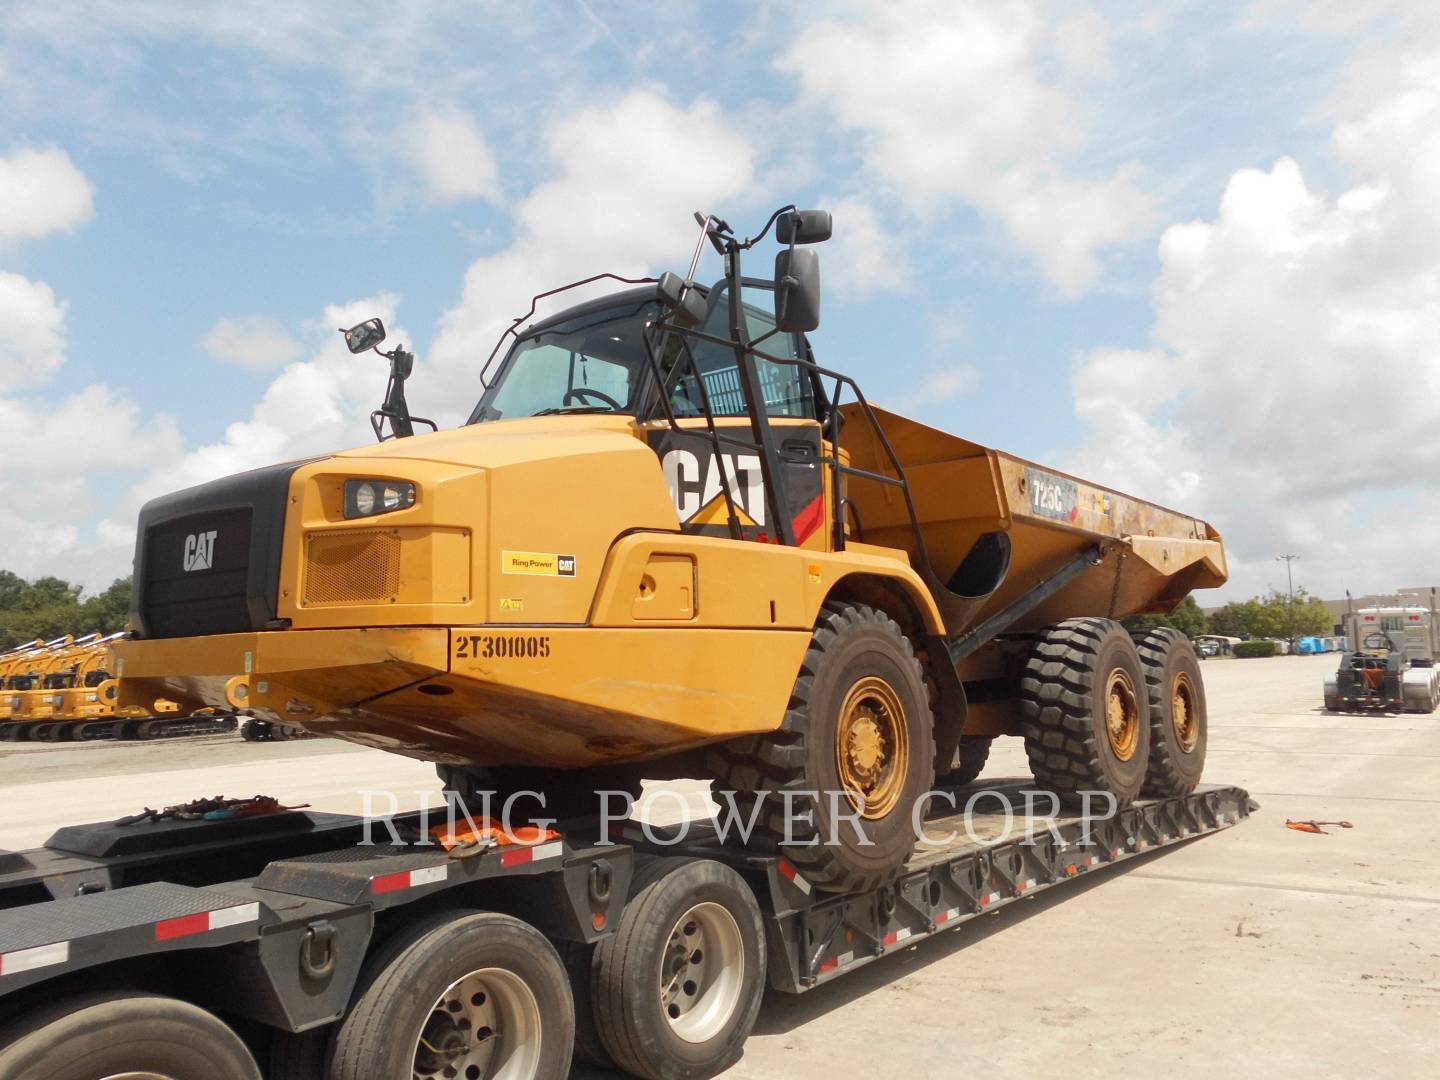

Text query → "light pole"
[1276,554,1299,650]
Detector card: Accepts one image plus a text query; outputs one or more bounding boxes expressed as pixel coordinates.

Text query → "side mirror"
[774,248,821,333]
[776,209,832,245]
[656,271,707,327]
[341,317,386,354]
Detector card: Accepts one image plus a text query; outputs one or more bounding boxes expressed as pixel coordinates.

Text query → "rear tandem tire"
[326,910,573,1080]
[591,857,766,1080]
[1132,628,1208,797]
[936,734,992,787]
[0,990,261,1080]
[706,601,935,893]
[1019,618,1152,805]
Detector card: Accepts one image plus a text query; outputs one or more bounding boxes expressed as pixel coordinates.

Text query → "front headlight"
[344,479,417,519]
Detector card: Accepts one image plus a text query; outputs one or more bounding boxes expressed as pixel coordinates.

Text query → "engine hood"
[329,414,649,470]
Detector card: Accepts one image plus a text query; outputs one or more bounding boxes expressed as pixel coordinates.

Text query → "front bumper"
[113,628,450,723]
[114,624,810,768]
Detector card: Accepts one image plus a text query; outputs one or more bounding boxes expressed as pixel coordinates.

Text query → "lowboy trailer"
[0,783,1253,1079]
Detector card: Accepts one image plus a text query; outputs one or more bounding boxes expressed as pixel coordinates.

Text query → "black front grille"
[141,507,254,637]
[131,459,309,639]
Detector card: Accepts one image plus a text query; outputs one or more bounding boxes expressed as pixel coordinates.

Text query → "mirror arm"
[375,346,416,440]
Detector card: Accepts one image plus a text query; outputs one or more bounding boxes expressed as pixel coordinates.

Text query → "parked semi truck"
[1324,606,1439,713]
[0,205,1234,1078]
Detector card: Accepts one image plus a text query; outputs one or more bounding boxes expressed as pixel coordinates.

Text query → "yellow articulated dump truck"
[113,206,1226,893]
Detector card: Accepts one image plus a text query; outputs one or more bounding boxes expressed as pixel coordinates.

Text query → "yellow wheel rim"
[1104,668,1140,761]
[1172,671,1200,753]
[835,676,909,820]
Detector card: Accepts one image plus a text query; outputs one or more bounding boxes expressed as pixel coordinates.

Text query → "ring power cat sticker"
[502,551,577,577]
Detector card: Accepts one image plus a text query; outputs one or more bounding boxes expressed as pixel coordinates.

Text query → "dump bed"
[840,405,1226,634]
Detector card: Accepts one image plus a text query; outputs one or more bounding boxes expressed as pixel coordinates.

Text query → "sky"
[1,0,1437,605]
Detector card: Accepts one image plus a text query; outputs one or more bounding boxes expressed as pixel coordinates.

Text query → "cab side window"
[670,286,816,419]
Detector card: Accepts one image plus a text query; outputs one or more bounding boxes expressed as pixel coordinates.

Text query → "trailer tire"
[326,910,573,1080]
[1132,628,1208,796]
[706,601,934,892]
[268,1025,330,1080]
[555,937,613,1068]
[0,990,261,1080]
[1019,618,1151,804]
[592,857,766,1080]
[937,735,992,787]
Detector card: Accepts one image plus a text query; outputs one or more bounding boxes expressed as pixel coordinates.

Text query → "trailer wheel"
[1132,628,1208,796]
[268,1025,330,1080]
[707,601,934,892]
[555,937,612,1068]
[1019,618,1151,804]
[937,735,992,787]
[592,857,766,1080]
[326,910,572,1080]
[0,990,261,1079]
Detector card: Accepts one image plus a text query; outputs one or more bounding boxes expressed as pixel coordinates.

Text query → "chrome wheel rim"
[410,967,543,1079]
[659,901,745,1044]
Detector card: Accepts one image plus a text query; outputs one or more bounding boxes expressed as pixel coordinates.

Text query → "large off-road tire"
[936,734,993,787]
[1132,627,1208,796]
[0,990,261,1080]
[706,601,935,893]
[326,910,573,1080]
[1019,618,1152,804]
[591,857,766,1080]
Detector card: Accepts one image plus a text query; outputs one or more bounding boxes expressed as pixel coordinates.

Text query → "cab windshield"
[467,285,818,425]
[468,298,660,423]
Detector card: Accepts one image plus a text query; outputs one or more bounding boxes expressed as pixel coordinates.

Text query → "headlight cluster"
[344,479,417,519]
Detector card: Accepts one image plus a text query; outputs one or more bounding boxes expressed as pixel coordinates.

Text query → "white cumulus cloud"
[425,90,755,419]
[0,272,67,390]
[202,315,304,370]
[0,145,95,242]
[0,383,183,588]
[1066,53,1440,601]
[821,196,911,297]
[406,106,501,203]
[125,294,405,510]
[779,2,1156,295]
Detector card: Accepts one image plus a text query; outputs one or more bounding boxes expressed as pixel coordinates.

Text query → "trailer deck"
[0,782,1254,1076]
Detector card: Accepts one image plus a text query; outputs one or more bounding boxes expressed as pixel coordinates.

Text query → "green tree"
[1123,594,1209,638]
[17,576,79,611]
[1210,599,1261,638]
[1293,591,1335,636]
[79,577,133,634]
[1208,587,1335,642]
[0,571,131,650]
